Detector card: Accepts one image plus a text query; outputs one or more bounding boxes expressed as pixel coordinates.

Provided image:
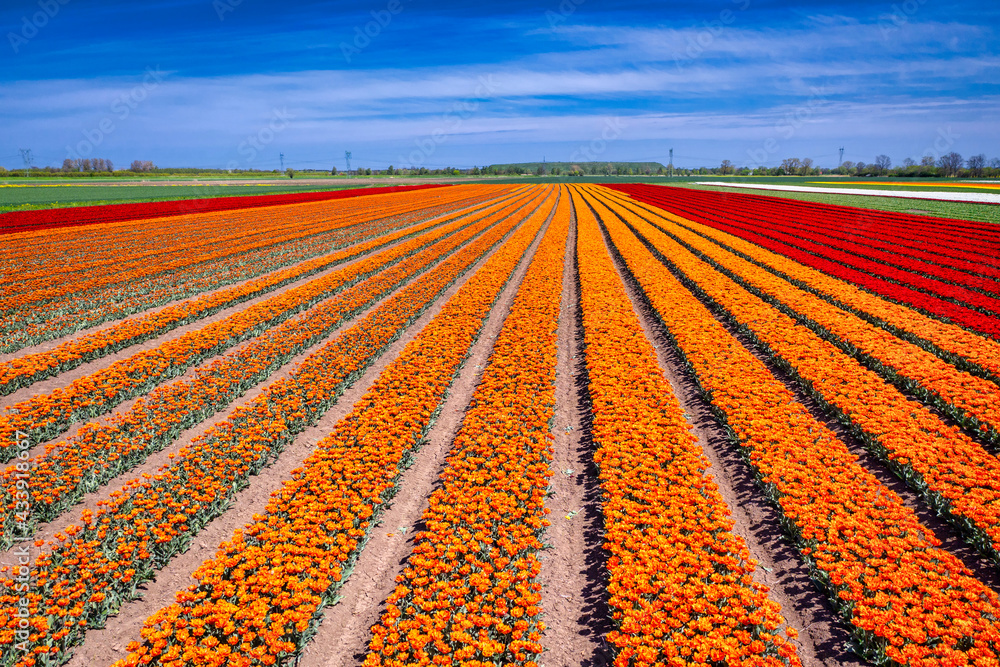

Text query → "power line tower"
[280,153,285,171]
[839,147,845,166]
[18,148,32,178]
[668,148,673,178]
[344,151,352,174]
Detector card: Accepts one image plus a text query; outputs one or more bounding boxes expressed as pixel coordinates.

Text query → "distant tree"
[330,165,338,175]
[902,157,916,168]
[61,158,75,172]
[920,155,936,167]
[386,165,396,175]
[800,158,814,175]
[536,165,545,175]
[0,166,7,176]
[854,161,866,175]
[939,152,963,176]
[286,168,295,179]
[990,158,1000,169]
[719,160,734,175]
[780,158,801,175]
[967,154,986,178]
[552,167,561,175]
[130,160,155,172]
[874,155,892,174]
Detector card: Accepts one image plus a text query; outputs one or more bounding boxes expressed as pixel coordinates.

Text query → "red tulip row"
[0,189,537,547]
[2,188,514,350]
[364,189,570,666]
[0,184,448,235]
[586,185,1000,666]
[607,184,1000,265]
[597,188,1000,386]
[0,185,552,667]
[571,188,801,667]
[111,187,559,667]
[610,186,1000,312]
[0,188,525,396]
[608,185,1000,339]
[591,188,1000,445]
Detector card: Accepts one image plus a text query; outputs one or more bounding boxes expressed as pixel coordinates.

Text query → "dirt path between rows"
[591,204,865,667]
[536,204,615,666]
[63,192,549,667]
[297,193,558,667]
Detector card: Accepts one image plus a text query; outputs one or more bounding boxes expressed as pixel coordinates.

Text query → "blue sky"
[1,0,998,170]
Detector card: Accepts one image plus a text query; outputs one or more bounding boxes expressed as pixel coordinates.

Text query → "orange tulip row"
[2,187,517,351]
[110,187,558,667]
[593,189,1000,445]
[363,188,570,667]
[0,189,541,547]
[0,188,537,461]
[601,190,1000,382]
[2,188,466,300]
[0,185,552,667]
[572,188,800,667]
[603,197,1000,562]
[586,186,1000,666]
[0,188,525,396]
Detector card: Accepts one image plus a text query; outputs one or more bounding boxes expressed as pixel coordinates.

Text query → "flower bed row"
[0,184,448,235]
[592,189,1000,445]
[608,184,1000,264]
[3,188,460,299]
[571,188,800,666]
[598,188,1000,385]
[0,190,538,462]
[0,188,525,394]
[608,185,1000,339]
[2,187,514,350]
[0,190,535,546]
[111,187,560,667]
[0,185,552,667]
[606,199,1000,562]
[363,189,570,667]
[585,186,1000,666]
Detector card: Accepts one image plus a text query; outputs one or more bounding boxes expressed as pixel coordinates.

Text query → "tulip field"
[2,182,1000,667]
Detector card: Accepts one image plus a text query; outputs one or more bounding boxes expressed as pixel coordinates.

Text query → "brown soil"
[536,206,616,666]
[60,190,549,667]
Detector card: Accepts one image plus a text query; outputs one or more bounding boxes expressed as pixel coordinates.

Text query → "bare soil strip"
[537,205,616,666]
[596,205,865,667]
[296,193,558,667]
[61,196,542,667]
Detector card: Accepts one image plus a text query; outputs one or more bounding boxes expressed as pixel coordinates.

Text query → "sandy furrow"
[63,194,543,667]
[295,192,558,667]
[596,204,864,667]
[536,205,615,667]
